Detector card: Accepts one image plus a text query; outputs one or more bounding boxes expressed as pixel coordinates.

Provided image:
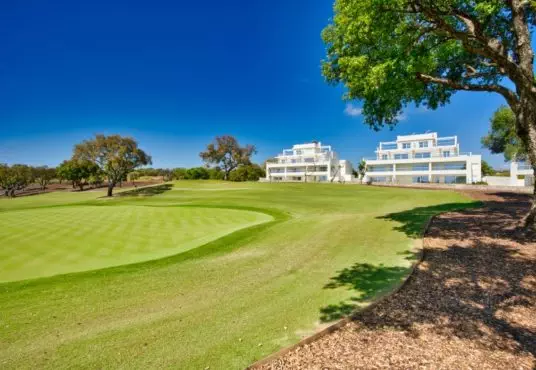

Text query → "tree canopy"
[200,136,256,180]
[480,159,495,177]
[322,0,535,128]
[73,134,151,196]
[57,159,100,191]
[323,0,536,227]
[482,105,527,162]
[0,164,33,197]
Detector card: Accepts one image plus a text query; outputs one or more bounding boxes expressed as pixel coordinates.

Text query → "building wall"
[266,142,355,183]
[364,133,481,185]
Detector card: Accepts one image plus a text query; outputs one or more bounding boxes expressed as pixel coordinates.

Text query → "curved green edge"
[0,204,291,289]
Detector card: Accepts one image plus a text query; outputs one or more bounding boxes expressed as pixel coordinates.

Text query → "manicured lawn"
[0,182,477,369]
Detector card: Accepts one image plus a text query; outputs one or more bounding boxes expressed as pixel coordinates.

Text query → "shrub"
[229,164,265,182]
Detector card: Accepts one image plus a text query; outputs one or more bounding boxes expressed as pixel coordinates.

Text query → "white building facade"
[364,133,482,184]
[511,160,534,187]
[266,142,354,183]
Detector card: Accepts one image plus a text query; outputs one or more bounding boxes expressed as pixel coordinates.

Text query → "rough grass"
[0,181,477,369]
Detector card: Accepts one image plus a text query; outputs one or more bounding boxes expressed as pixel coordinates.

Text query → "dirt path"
[259,192,536,369]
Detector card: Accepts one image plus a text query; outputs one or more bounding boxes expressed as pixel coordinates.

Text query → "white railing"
[364,152,471,161]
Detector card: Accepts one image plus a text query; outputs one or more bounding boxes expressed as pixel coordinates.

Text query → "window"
[419,141,429,148]
[368,165,393,172]
[304,157,315,163]
[412,164,429,171]
[412,176,429,183]
[295,150,302,155]
[394,154,409,160]
[402,143,411,149]
[437,138,456,146]
[381,154,388,160]
[370,176,387,182]
[415,152,431,158]
[433,162,466,170]
[442,151,450,158]
[382,143,397,150]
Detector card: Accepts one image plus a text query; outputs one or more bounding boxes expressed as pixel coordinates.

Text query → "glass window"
[382,143,398,150]
[415,152,431,158]
[412,176,429,183]
[381,154,388,160]
[394,154,409,160]
[442,151,450,157]
[412,164,429,171]
[419,141,429,148]
[402,143,411,149]
[437,138,456,146]
[295,150,302,155]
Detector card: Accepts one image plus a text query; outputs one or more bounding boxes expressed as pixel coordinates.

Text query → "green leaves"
[481,105,527,162]
[322,0,531,129]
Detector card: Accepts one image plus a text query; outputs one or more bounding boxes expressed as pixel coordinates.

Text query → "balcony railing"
[364,152,471,161]
[268,154,332,164]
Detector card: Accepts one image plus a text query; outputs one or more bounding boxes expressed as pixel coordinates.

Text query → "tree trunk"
[515,97,536,229]
[107,182,115,197]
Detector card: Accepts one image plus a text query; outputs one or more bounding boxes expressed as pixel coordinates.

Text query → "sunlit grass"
[0,181,476,369]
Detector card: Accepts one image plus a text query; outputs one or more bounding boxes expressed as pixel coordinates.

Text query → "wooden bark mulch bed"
[259,191,536,369]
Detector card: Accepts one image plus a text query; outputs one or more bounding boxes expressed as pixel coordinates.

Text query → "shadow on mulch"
[320,193,536,357]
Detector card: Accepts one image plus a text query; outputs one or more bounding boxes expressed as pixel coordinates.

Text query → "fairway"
[0,182,477,369]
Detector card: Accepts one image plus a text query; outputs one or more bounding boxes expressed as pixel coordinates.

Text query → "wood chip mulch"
[259,191,536,369]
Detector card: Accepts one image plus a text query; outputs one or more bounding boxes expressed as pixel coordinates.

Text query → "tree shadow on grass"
[321,193,536,357]
[320,263,411,322]
[377,201,481,238]
[116,183,173,197]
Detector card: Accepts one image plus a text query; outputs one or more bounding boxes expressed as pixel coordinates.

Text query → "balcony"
[365,152,471,162]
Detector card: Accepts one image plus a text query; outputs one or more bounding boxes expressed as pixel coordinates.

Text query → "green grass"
[0,205,272,282]
[0,181,478,369]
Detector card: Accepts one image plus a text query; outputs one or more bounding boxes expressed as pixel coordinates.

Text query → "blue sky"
[0,0,511,169]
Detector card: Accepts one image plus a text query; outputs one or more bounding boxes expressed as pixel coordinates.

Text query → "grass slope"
[0,182,477,369]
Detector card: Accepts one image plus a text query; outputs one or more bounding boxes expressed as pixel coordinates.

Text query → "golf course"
[0,182,477,369]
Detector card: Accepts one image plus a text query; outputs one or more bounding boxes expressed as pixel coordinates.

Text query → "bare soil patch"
[259,191,536,369]
[1,180,164,198]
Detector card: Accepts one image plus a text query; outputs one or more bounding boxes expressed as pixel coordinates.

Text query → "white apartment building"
[364,132,482,184]
[511,160,534,187]
[266,142,354,182]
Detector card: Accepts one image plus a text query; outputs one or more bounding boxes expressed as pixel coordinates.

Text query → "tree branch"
[416,72,519,108]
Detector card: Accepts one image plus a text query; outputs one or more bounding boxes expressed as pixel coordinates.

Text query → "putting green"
[0,205,273,282]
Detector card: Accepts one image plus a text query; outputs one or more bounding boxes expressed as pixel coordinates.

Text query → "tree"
[208,167,225,180]
[0,164,33,197]
[357,159,367,184]
[200,136,256,180]
[322,0,536,228]
[228,164,265,182]
[481,160,495,177]
[172,168,187,180]
[185,167,210,180]
[482,106,528,162]
[32,166,56,190]
[128,171,140,186]
[56,159,100,191]
[73,134,151,197]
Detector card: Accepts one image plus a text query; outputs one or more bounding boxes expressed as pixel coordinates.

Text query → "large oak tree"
[322,0,536,227]
[200,136,256,180]
[73,134,151,196]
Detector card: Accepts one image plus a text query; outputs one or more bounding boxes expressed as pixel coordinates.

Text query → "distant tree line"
[128,164,265,182]
[0,164,57,197]
[1,135,264,198]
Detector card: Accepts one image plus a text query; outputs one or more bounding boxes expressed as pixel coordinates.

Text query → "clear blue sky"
[0,0,510,169]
